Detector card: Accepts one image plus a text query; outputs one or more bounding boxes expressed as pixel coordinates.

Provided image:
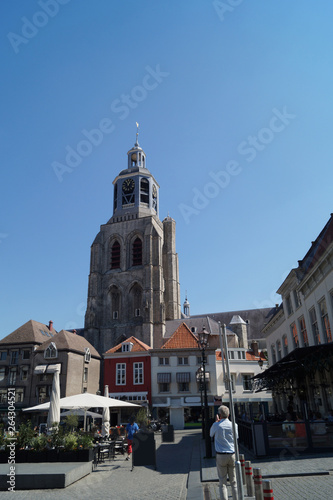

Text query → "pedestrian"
[125,416,139,460]
[210,405,238,500]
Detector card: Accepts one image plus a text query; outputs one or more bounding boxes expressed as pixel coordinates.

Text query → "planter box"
[76,448,94,462]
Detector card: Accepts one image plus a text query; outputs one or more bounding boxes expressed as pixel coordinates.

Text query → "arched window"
[111,240,121,269]
[130,283,143,318]
[132,237,142,266]
[44,342,57,359]
[114,183,118,211]
[140,178,149,204]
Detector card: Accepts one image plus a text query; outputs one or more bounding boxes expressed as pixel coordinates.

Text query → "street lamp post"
[220,323,244,500]
[196,367,204,439]
[197,327,212,459]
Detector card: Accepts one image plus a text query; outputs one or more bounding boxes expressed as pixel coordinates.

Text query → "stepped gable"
[162,322,199,349]
[104,336,151,354]
[35,329,100,358]
[0,319,56,346]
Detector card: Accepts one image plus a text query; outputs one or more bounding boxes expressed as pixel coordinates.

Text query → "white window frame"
[158,357,169,365]
[116,363,126,385]
[83,367,88,383]
[84,347,91,363]
[178,357,188,365]
[133,362,144,385]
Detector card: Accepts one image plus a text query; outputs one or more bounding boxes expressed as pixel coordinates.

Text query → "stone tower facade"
[84,136,181,354]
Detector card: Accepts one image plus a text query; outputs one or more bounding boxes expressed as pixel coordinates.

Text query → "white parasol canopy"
[60,409,102,419]
[102,385,110,438]
[24,392,140,431]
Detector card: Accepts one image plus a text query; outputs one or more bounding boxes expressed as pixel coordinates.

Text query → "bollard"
[253,467,264,500]
[240,454,246,485]
[245,460,254,497]
[263,479,274,500]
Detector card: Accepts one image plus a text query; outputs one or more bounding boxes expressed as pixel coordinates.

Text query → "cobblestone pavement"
[0,430,199,500]
[206,474,333,499]
[204,446,333,499]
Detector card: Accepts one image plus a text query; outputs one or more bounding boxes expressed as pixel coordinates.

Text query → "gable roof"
[35,330,100,358]
[0,320,56,346]
[162,322,199,349]
[104,336,151,354]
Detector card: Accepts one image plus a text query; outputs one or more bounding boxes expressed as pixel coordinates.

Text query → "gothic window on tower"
[140,178,149,205]
[130,283,143,318]
[132,238,142,266]
[122,178,135,205]
[111,240,121,269]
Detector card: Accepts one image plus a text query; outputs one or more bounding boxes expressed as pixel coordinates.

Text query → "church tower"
[84,130,181,354]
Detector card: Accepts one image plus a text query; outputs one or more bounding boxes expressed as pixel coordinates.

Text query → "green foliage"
[31,434,48,452]
[17,421,34,449]
[63,433,78,451]
[64,414,79,432]
[76,433,94,449]
[135,407,148,428]
[48,423,64,449]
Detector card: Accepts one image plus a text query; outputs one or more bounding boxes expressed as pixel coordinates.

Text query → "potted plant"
[77,433,94,461]
[29,434,48,462]
[60,433,78,461]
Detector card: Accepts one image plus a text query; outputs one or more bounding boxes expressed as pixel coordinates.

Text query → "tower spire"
[135,121,139,146]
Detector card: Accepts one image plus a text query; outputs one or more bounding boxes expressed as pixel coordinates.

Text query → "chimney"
[48,320,53,332]
[251,341,259,356]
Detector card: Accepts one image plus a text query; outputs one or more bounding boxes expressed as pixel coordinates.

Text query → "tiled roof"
[0,320,56,346]
[104,336,151,354]
[162,322,199,349]
[35,330,100,358]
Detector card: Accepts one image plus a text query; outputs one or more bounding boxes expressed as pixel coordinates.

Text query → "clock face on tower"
[122,178,135,194]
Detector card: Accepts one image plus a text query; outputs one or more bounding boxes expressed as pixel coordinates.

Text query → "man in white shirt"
[210,405,238,500]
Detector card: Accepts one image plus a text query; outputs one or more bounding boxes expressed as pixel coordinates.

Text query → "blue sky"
[1,0,333,339]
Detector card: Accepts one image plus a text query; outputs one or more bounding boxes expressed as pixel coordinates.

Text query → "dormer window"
[84,347,91,363]
[121,342,133,352]
[44,342,57,359]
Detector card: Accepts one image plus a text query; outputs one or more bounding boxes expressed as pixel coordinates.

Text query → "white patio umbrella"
[46,364,61,428]
[102,385,110,438]
[60,409,102,419]
[24,392,140,431]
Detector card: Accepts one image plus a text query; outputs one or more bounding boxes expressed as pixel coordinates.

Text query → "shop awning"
[157,373,171,383]
[176,372,191,383]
